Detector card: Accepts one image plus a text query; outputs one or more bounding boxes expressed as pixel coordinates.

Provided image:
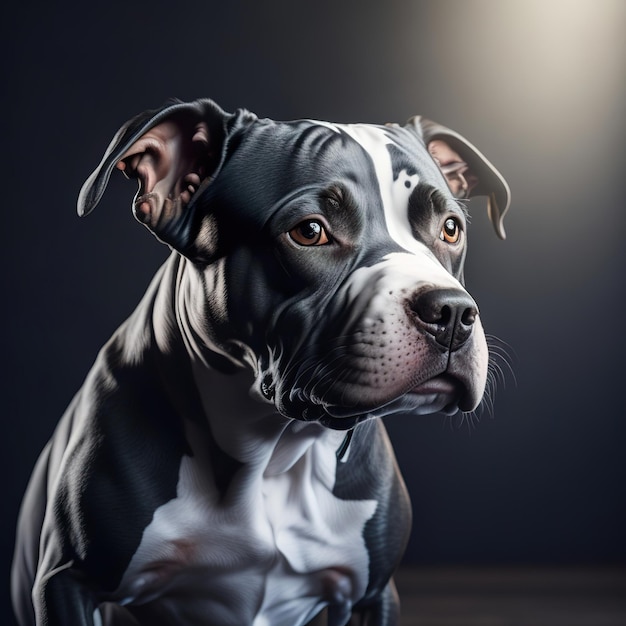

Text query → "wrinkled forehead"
[215,117,449,232]
[279,118,447,191]
[308,120,451,251]
[308,119,443,182]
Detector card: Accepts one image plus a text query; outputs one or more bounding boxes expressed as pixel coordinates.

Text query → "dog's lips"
[406,374,464,415]
[411,374,460,397]
[296,373,466,429]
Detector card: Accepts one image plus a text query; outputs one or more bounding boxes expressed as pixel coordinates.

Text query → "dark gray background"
[2,0,625,622]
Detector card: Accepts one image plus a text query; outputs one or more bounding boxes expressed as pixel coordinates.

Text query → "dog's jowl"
[12,99,510,626]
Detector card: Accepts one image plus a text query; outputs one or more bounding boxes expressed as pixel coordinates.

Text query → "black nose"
[412,288,478,351]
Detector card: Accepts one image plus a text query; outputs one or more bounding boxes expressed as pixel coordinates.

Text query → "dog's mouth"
[287,372,468,431]
[406,374,464,414]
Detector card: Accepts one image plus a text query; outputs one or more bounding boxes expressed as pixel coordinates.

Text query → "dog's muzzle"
[261,273,489,430]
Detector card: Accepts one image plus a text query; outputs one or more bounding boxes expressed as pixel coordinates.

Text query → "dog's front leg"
[347,579,400,626]
[303,578,400,626]
[32,562,97,626]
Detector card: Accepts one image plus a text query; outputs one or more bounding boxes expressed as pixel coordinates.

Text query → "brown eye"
[289,219,330,246]
[440,217,461,244]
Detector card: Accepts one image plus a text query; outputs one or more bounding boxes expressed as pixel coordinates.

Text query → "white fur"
[337,124,420,253]
[111,367,377,626]
[311,122,421,254]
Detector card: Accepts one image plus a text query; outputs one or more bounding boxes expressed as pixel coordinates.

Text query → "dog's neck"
[190,361,346,472]
[148,253,346,474]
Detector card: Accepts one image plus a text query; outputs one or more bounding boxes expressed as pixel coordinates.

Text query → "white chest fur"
[111,408,377,626]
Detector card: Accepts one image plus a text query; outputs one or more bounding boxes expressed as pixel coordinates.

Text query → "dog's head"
[79,99,510,429]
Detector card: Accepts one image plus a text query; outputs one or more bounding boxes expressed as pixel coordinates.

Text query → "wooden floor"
[394,566,626,626]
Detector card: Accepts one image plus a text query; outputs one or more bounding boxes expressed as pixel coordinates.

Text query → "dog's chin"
[284,374,473,431]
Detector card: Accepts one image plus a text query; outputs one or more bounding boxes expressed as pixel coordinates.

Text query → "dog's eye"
[439,217,461,244]
[289,220,330,246]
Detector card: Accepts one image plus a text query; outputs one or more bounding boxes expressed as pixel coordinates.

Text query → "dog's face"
[79,99,510,429]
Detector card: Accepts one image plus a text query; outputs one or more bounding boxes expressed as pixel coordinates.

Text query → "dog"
[12,98,510,626]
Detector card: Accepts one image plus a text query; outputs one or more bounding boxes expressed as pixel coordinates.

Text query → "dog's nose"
[412,288,478,351]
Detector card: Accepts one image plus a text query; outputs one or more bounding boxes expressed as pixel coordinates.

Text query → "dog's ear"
[406,116,511,239]
[77,98,232,255]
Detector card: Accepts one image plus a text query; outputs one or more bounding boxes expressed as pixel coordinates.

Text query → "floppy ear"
[77,98,230,255]
[407,116,511,239]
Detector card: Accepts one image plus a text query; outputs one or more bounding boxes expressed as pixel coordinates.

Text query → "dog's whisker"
[487,359,507,389]
[291,346,349,392]
[486,336,517,374]
[485,333,517,354]
[477,370,497,418]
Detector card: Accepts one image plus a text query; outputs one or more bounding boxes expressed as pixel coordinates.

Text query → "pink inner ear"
[428,138,462,167]
[427,139,477,199]
[192,123,210,146]
[113,120,212,230]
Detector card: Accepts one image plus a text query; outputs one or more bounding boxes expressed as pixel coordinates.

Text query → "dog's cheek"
[214,248,292,345]
[274,241,354,297]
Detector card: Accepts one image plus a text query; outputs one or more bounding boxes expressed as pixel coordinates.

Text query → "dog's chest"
[112,425,377,626]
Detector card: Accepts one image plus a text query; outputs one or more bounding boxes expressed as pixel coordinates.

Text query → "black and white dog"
[12,99,510,626]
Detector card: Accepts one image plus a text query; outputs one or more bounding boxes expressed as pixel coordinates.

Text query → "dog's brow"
[411,184,442,212]
[426,185,468,218]
[320,184,362,232]
[322,185,350,212]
